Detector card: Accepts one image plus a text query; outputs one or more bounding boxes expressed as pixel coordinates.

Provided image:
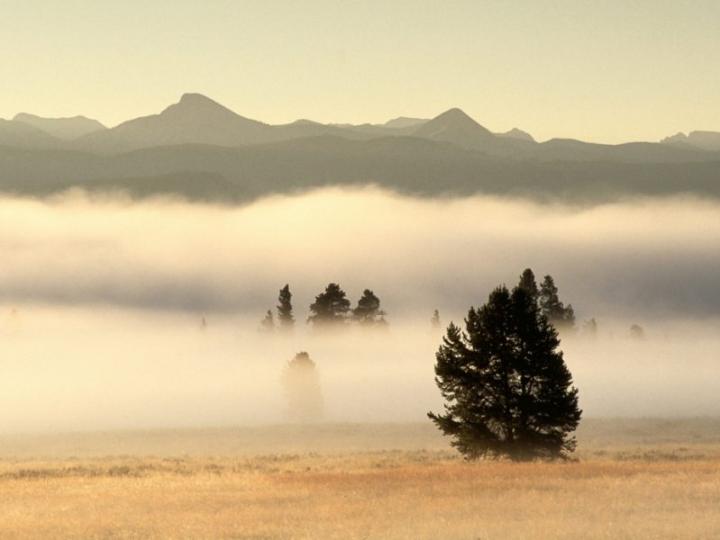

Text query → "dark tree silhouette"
[277,284,294,330]
[352,289,387,326]
[260,309,274,332]
[428,284,581,461]
[539,275,575,329]
[281,351,323,422]
[431,309,441,329]
[518,268,539,303]
[307,283,351,327]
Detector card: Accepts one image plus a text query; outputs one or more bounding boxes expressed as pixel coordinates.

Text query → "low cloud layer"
[0,188,719,320]
[1,189,719,432]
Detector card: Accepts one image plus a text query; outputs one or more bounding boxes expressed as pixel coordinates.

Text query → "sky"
[1,0,719,143]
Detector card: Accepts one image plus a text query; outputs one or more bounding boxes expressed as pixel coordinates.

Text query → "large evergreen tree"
[352,289,387,326]
[539,275,575,329]
[307,283,351,327]
[428,283,581,461]
[277,284,294,330]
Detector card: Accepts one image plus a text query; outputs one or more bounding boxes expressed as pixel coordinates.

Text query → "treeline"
[258,270,587,333]
[262,270,578,329]
[260,283,388,331]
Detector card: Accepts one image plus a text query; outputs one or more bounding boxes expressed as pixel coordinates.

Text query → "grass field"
[1,419,719,539]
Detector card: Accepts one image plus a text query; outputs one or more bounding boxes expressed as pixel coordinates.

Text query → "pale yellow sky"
[1,0,718,143]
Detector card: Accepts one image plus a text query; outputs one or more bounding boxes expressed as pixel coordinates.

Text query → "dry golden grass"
[1,421,720,539]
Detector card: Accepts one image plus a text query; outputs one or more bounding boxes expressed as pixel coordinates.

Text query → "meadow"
[1,419,718,539]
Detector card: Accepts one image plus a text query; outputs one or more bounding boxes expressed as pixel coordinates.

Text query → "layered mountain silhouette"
[0,93,718,202]
[662,131,720,152]
[0,118,63,149]
[13,113,106,140]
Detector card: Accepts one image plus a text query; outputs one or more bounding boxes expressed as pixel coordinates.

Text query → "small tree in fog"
[260,309,274,332]
[582,318,598,337]
[282,352,323,422]
[428,283,582,461]
[630,324,645,340]
[539,275,575,329]
[352,289,387,326]
[277,284,294,330]
[431,309,441,329]
[307,283,351,327]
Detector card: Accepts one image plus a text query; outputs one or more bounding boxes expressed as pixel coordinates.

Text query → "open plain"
[1,419,719,539]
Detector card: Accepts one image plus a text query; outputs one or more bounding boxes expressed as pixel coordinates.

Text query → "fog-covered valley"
[1,188,718,432]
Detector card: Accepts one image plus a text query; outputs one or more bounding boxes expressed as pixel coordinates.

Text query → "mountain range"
[1,93,718,202]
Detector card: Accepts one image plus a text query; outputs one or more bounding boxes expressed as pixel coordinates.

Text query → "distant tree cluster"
[518,269,576,330]
[259,283,388,331]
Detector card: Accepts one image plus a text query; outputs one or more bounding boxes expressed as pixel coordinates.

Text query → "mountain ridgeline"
[1,93,718,203]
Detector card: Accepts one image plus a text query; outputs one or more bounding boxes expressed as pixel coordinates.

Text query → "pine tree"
[518,268,539,303]
[260,309,274,332]
[307,283,351,327]
[352,289,387,326]
[539,275,575,329]
[431,309,441,329]
[277,284,294,330]
[428,283,581,461]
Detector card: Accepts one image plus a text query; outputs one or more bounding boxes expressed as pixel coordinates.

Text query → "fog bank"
[1,188,719,319]
[1,188,719,432]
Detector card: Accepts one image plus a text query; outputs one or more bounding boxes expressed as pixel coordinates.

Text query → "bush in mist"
[281,352,323,422]
[277,284,294,330]
[307,283,351,328]
[428,280,582,461]
[352,289,388,327]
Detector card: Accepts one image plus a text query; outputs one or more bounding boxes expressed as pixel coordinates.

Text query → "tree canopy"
[428,282,581,461]
[307,283,351,327]
[352,289,387,326]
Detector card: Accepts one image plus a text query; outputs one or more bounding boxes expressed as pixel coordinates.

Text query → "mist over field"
[1,188,719,432]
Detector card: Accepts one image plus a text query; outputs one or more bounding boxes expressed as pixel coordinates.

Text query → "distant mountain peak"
[289,119,322,126]
[434,107,477,124]
[178,92,218,105]
[383,116,428,129]
[415,108,493,141]
[497,127,535,142]
[662,130,720,151]
[166,93,237,115]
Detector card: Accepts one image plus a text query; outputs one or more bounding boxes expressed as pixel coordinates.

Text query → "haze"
[1,188,718,432]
